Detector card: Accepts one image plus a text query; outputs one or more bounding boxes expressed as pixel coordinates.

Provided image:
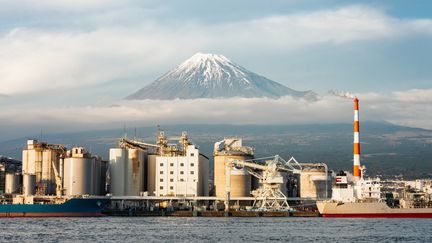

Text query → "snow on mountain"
[126,53,317,100]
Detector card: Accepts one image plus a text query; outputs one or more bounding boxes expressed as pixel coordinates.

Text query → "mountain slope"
[1,123,431,179]
[126,53,316,100]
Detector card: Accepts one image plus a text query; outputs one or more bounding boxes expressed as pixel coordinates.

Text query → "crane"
[51,160,63,197]
[225,155,302,211]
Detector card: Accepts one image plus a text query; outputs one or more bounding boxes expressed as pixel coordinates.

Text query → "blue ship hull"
[0,198,109,217]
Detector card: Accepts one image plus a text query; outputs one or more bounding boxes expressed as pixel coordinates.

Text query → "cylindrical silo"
[41,149,59,195]
[92,157,101,195]
[63,157,93,196]
[23,173,36,196]
[109,148,127,196]
[146,154,157,196]
[299,164,329,199]
[125,149,145,196]
[100,160,108,195]
[5,173,20,194]
[214,153,254,198]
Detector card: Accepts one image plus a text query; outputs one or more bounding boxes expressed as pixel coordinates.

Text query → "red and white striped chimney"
[353,98,361,180]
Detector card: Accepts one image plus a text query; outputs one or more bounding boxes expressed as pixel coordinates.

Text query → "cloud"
[0,89,431,139]
[0,5,431,95]
[392,89,432,103]
[0,0,136,12]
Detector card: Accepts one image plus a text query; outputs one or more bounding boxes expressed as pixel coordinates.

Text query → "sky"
[0,0,431,140]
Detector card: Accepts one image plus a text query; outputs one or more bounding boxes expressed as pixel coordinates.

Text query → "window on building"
[170,179,174,182]
[180,163,184,167]
[160,163,164,166]
[170,163,174,167]
[160,186,163,190]
[160,171,163,174]
[170,171,174,175]
[180,171,184,175]
[191,153,194,157]
[160,179,163,182]
[190,163,194,167]
[190,171,194,175]
[180,179,184,182]
[170,186,173,190]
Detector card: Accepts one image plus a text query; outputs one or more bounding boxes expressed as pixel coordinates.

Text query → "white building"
[151,144,209,197]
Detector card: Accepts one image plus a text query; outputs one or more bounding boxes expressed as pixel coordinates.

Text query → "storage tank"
[63,148,94,196]
[299,163,330,199]
[214,138,254,198]
[99,160,108,195]
[125,149,145,196]
[23,173,36,196]
[41,149,59,195]
[92,157,101,195]
[109,148,127,196]
[5,173,20,194]
[146,154,157,196]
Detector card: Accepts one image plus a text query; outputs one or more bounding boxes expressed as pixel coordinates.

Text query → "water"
[1,217,431,242]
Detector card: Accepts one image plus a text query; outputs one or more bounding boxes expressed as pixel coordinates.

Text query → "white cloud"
[0,0,137,12]
[1,89,431,137]
[392,89,432,103]
[0,5,431,95]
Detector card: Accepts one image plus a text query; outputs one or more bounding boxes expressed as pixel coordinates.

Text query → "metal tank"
[299,163,330,199]
[92,157,101,196]
[41,149,59,195]
[109,148,127,196]
[214,137,254,198]
[146,154,157,196]
[214,154,254,197]
[63,150,94,196]
[125,149,145,196]
[5,173,20,194]
[99,160,108,195]
[23,173,36,196]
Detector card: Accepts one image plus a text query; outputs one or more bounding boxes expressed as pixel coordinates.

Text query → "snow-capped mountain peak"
[126,53,317,100]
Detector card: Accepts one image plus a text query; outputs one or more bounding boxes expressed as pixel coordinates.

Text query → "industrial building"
[22,140,64,195]
[3,140,106,201]
[152,143,208,197]
[214,138,254,198]
[110,131,209,197]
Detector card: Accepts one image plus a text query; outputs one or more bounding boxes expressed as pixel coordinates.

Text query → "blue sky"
[0,0,431,139]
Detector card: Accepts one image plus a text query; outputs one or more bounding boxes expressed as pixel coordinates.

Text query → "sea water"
[1,217,431,242]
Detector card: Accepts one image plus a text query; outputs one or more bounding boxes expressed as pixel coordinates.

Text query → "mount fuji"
[126,53,317,100]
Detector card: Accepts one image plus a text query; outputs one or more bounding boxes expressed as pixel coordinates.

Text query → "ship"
[317,171,432,218]
[0,197,109,217]
[317,201,432,218]
[317,98,432,218]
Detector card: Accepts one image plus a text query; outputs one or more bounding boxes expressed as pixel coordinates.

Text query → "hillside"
[1,123,431,179]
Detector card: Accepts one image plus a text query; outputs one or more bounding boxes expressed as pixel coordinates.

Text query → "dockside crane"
[225,155,302,211]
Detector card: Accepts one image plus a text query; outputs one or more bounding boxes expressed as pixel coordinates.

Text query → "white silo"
[23,173,36,196]
[63,147,94,196]
[109,148,127,196]
[214,138,254,198]
[125,149,145,196]
[5,173,20,194]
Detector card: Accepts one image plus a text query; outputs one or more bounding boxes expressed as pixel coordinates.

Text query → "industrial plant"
[0,98,431,217]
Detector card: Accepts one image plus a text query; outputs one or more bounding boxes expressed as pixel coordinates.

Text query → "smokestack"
[353,98,361,180]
